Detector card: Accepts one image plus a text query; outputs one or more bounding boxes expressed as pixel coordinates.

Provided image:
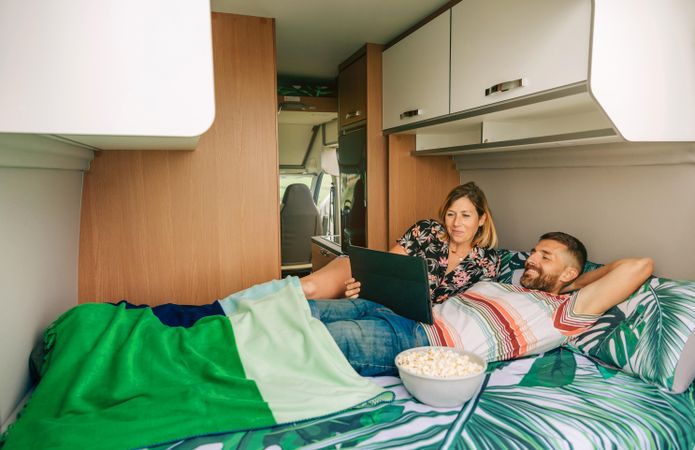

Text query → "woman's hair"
[438,182,498,248]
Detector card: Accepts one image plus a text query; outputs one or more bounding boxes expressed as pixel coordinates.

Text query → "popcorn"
[396,347,484,378]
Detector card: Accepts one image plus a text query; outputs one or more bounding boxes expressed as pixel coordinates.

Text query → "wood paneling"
[338,54,367,128]
[78,13,280,305]
[388,134,460,244]
[365,44,388,251]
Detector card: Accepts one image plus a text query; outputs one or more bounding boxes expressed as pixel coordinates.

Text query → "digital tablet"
[347,245,433,325]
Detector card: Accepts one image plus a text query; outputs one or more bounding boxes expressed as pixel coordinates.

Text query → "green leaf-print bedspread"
[149,349,695,450]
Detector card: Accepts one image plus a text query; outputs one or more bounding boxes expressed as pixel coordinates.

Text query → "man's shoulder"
[469,281,567,300]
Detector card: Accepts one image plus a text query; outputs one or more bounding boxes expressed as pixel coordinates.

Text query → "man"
[306,232,653,376]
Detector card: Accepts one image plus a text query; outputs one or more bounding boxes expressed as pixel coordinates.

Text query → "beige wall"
[78,13,281,305]
[0,168,82,427]
[455,143,695,280]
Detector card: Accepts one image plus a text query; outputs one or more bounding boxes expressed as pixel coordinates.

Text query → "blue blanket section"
[114,300,225,327]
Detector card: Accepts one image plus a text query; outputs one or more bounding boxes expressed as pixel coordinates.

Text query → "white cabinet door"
[382,11,450,130]
[450,0,591,114]
[0,0,214,150]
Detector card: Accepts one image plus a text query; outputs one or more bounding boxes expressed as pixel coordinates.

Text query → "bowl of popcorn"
[395,346,487,408]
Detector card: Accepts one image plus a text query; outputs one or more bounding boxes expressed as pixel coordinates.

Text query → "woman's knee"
[300,278,318,299]
[299,257,352,299]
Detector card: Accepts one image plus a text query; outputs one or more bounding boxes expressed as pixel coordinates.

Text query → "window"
[279,174,315,202]
[316,173,337,235]
[316,173,333,207]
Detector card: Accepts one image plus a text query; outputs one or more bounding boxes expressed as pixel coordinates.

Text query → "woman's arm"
[389,243,408,256]
[344,244,408,297]
[301,243,409,299]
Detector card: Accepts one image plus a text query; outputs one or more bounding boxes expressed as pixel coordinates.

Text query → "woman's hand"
[344,278,361,298]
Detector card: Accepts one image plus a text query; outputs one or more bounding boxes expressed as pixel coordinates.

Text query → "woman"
[301,181,499,301]
[300,181,499,376]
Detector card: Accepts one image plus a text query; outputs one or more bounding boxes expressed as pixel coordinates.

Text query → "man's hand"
[344,278,361,298]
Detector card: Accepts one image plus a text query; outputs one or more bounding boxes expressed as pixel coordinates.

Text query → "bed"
[147,350,695,450]
[2,250,694,449]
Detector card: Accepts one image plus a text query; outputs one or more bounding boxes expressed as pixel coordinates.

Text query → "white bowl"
[395,346,487,408]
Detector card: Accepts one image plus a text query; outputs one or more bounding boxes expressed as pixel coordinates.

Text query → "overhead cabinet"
[0,0,215,151]
[382,0,695,153]
[449,0,589,114]
[382,11,450,130]
[338,55,368,128]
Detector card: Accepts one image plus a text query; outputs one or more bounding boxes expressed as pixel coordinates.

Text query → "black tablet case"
[347,245,433,325]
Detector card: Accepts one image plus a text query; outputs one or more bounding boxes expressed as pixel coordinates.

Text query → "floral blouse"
[397,219,500,304]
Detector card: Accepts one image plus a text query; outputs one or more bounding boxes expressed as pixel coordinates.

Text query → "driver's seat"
[280,183,323,275]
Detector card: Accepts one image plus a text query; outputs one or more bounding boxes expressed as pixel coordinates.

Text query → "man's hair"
[539,232,587,272]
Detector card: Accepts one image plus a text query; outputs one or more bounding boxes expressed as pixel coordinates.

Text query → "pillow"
[497,248,602,283]
[496,249,695,393]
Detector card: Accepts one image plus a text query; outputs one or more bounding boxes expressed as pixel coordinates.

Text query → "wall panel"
[456,143,695,280]
[388,134,461,244]
[78,13,280,305]
[0,168,82,427]
[365,44,389,250]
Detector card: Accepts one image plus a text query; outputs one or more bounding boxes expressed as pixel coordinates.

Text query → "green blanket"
[1,278,391,450]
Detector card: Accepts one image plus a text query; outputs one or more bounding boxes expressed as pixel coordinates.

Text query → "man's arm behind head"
[571,257,654,316]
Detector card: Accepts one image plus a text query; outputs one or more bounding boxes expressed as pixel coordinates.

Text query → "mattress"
[149,348,695,450]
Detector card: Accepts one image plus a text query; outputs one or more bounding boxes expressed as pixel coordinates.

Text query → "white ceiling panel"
[211,0,450,79]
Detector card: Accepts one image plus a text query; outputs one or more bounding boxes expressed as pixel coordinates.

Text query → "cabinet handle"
[320,248,330,257]
[485,78,527,96]
[345,110,362,120]
[400,109,423,120]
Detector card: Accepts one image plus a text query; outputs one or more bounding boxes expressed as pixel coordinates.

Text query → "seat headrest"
[281,184,316,213]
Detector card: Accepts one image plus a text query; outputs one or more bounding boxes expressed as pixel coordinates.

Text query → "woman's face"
[444,196,486,247]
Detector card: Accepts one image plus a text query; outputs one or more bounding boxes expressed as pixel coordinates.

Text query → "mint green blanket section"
[1,277,392,450]
[218,277,393,423]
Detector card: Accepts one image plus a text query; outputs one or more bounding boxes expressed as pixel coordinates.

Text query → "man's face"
[519,240,571,293]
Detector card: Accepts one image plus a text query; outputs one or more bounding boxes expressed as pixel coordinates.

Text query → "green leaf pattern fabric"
[149,350,695,450]
[570,277,695,392]
[519,347,576,388]
[497,249,695,393]
[143,253,695,448]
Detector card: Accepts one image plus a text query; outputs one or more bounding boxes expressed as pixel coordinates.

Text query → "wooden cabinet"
[450,0,590,114]
[0,0,215,150]
[78,13,280,305]
[311,239,340,272]
[338,55,367,127]
[382,10,450,130]
[383,0,695,152]
[337,44,388,250]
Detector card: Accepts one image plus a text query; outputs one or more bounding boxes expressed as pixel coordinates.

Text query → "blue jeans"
[308,299,430,376]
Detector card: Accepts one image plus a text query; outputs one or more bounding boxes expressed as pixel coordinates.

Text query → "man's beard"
[520,266,559,292]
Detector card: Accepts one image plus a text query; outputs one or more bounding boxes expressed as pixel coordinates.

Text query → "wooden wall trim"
[78,13,280,305]
[365,43,388,251]
[388,134,460,244]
